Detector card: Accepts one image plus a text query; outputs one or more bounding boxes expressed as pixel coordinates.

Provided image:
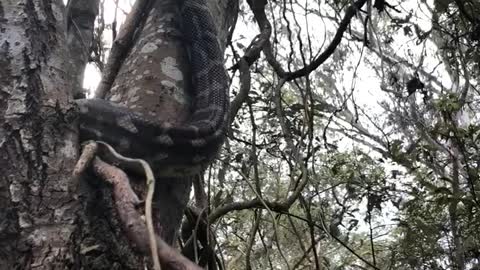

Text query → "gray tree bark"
[0,0,235,269]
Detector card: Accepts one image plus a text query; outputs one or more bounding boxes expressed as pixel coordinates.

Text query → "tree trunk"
[0,0,235,269]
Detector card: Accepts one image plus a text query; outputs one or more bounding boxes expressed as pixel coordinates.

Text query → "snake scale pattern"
[75,0,229,176]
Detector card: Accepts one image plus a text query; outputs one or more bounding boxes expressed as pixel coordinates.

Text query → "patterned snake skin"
[75,0,229,176]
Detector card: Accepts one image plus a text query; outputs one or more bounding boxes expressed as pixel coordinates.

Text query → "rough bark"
[0,0,234,269]
[0,0,79,268]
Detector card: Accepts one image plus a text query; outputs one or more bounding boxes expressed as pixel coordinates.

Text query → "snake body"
[75,0,229,176]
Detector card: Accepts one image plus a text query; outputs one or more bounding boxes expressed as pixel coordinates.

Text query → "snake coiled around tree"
[75,0,229,176]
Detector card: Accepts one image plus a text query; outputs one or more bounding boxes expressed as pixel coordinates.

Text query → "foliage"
[209,0,480,269]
